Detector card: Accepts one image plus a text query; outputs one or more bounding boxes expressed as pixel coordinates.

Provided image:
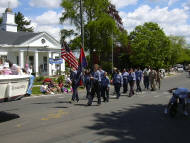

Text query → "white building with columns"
[0,8,65,76]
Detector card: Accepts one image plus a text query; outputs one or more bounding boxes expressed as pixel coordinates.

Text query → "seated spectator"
[48,81,61,93]
[10,64,19,75]
[1,62,12,75]
[58,80,65,93]
[22,68,28,75]
[40,82,51,94]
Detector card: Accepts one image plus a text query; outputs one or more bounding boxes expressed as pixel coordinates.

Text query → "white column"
[52,53,56,75]
[34,51,39,76]
[19,51,24,68]
[48,51,52,76]
[61,59,65,74]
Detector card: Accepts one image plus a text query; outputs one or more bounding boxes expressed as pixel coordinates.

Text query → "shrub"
[57,75,65,83]
[35,76,45,82]
[101,61,112,73]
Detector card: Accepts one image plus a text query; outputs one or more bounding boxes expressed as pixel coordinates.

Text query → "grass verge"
[32,86,41,95]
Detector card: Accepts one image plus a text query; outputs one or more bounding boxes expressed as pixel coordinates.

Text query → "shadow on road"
[32,101,71,105]
[0,111,20,123]
[75,103,100,107]
[52,106,69,109]
[85,104,190,143]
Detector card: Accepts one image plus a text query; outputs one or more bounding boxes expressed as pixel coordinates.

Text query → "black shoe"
[87,101,92,106]
[98,99,101,105]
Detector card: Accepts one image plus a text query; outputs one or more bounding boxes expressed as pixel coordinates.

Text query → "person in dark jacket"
[113,69,123,99]
[70,67,82,103]
[87,64,101,106]
[111,67,117,94]
[122,68,129,93]
[128,68,136,97]
[135,67,143,92]
[83,69,91,99]
[101,72,110,102]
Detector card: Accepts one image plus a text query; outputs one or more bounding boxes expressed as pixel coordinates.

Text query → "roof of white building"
[0,30,42,45]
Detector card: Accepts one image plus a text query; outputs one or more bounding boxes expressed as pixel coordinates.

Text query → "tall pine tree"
[15,12,33,32]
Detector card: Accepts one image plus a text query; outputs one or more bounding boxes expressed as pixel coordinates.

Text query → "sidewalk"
[165,71,181,78]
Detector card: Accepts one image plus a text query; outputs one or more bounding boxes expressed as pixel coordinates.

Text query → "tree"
[15,12,33,32]
[177,49,190,64]
[60,0,128,70]
[129,22,171,68]
[107,3,124,31]
[60,29,77,42]
[0,17,2,24]
[168,36,185,66]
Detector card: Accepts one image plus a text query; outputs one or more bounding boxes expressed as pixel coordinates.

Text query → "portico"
[0,8,65,76]
[6,45,65,77]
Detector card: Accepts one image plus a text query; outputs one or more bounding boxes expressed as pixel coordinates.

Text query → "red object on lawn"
[43,78,52,82]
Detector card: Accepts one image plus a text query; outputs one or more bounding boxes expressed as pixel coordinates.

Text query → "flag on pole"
[79,44,88,68]
[61,41,78,69]
[78,44,87,86]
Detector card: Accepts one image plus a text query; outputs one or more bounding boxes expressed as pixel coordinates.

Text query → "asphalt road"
[0,72,190,143]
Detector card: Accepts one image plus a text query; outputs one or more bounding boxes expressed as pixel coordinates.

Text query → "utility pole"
[80,0,84,49]
[112,31,114,73]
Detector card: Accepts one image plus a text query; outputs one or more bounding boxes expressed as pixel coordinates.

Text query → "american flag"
[61,42,78,69]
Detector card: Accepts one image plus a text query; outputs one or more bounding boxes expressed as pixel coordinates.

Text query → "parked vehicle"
[175,64,184,72]
[160,69,165,78]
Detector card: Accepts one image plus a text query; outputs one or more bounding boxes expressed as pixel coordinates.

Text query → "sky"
[0,0,190,43]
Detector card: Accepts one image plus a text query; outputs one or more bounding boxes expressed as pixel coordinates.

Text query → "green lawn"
[32,86,41,95]
[33,82,42,85]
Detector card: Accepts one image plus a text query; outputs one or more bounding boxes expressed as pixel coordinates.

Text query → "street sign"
[49,58,63,64]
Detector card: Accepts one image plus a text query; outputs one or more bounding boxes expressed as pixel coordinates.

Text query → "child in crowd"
[58,80,67,93]
[40,82,52,94]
